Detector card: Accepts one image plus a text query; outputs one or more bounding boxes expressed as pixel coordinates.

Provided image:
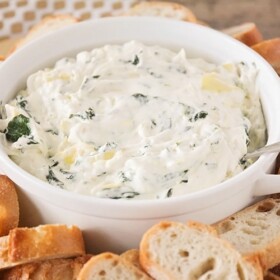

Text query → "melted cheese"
[0,41,266,200]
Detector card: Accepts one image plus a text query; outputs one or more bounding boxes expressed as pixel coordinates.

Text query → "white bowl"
[0,17,280,253]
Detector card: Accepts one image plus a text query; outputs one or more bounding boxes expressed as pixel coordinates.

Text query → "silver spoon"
[243,141,280,159]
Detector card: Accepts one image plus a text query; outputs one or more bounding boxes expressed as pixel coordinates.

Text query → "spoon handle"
[244,142,280,159]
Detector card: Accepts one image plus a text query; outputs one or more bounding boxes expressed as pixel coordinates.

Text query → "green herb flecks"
[180,169,189,184]
[69,107,95,120]
[191,111,208,122]
[180,179,188,183]
[119,170,134,183]
[51,161,59,167]
[45,129,58,135]
[166,188,173,198]
[99,142,117,152]
[59,169,75,180]
[132,55,140,65]
[100,187,140,200]
[5,114,31,142]
[132,93,149,104]
[26,135,38,145]
[16,96,28,110]
[46,167,64,188]
[239,157,252,170]
[110,191,140,199]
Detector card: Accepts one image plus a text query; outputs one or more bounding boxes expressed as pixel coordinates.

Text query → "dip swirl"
[0,41,266,199]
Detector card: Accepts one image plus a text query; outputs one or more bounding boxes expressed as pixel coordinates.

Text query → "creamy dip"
[0,41,266,199]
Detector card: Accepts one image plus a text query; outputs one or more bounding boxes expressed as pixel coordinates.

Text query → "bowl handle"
[253,173,280,196]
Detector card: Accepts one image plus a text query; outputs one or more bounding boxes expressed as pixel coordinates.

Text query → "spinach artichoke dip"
[0,41,266,200]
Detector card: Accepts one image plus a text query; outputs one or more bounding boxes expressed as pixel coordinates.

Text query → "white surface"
[0,17,280,253]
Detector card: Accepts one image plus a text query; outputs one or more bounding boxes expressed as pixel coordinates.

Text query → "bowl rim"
[0,16,280,219]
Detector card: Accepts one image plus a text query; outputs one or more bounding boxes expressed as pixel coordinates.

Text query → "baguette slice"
[222,22,263,46]
[121,249,143,271]
[11,14,78,54]
[251,38,280,75]
[0,224,85,270]
[214,197,280,271]
[77,252,152,280]
[124,1,197,22]
[0,176,19,237]
[140,221,262,280]
[0,255,92,280]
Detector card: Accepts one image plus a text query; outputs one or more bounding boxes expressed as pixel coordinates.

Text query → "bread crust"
[140,220,263,280]
[222,22,263,46]
[265,272,280,280]
[0,255,92,280]
[0,224,85,270]
[214,197,280,271]
[0,176,19,237]
[252,38,280,75]
[77,252,152,279]
[9,224,85,263]
[266,263,280,280]
[125,1,197,22]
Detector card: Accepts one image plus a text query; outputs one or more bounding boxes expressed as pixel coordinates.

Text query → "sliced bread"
[140,220,262,279]
[0,224,85,270]
[214,197,280,271]
[121,249,143,271]
[251,38,280,75]
[0,176,19,237]
[77,252,152,280]
[0,255,91,280]
[11,14,78,54]
[222,22,263,46]
[124,1,197,22]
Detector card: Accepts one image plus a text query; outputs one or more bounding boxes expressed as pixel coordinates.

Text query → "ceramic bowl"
[0,17,280,253]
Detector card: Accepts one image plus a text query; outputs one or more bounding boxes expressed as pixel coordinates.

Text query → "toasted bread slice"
[0,176,19,237]
[11,15,78,54]
[121,249,143,271]
[140,221,262,279]
[77,252,152,280]
[251,38,280,75]
[214,197,280,271]
[0,255,91,280]
[222,22,263,46]
[124,1,197,22]
[0,224,85,270]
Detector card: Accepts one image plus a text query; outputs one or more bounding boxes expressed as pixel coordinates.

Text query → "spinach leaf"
[69,107,95,120]
[5,114,31,142]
